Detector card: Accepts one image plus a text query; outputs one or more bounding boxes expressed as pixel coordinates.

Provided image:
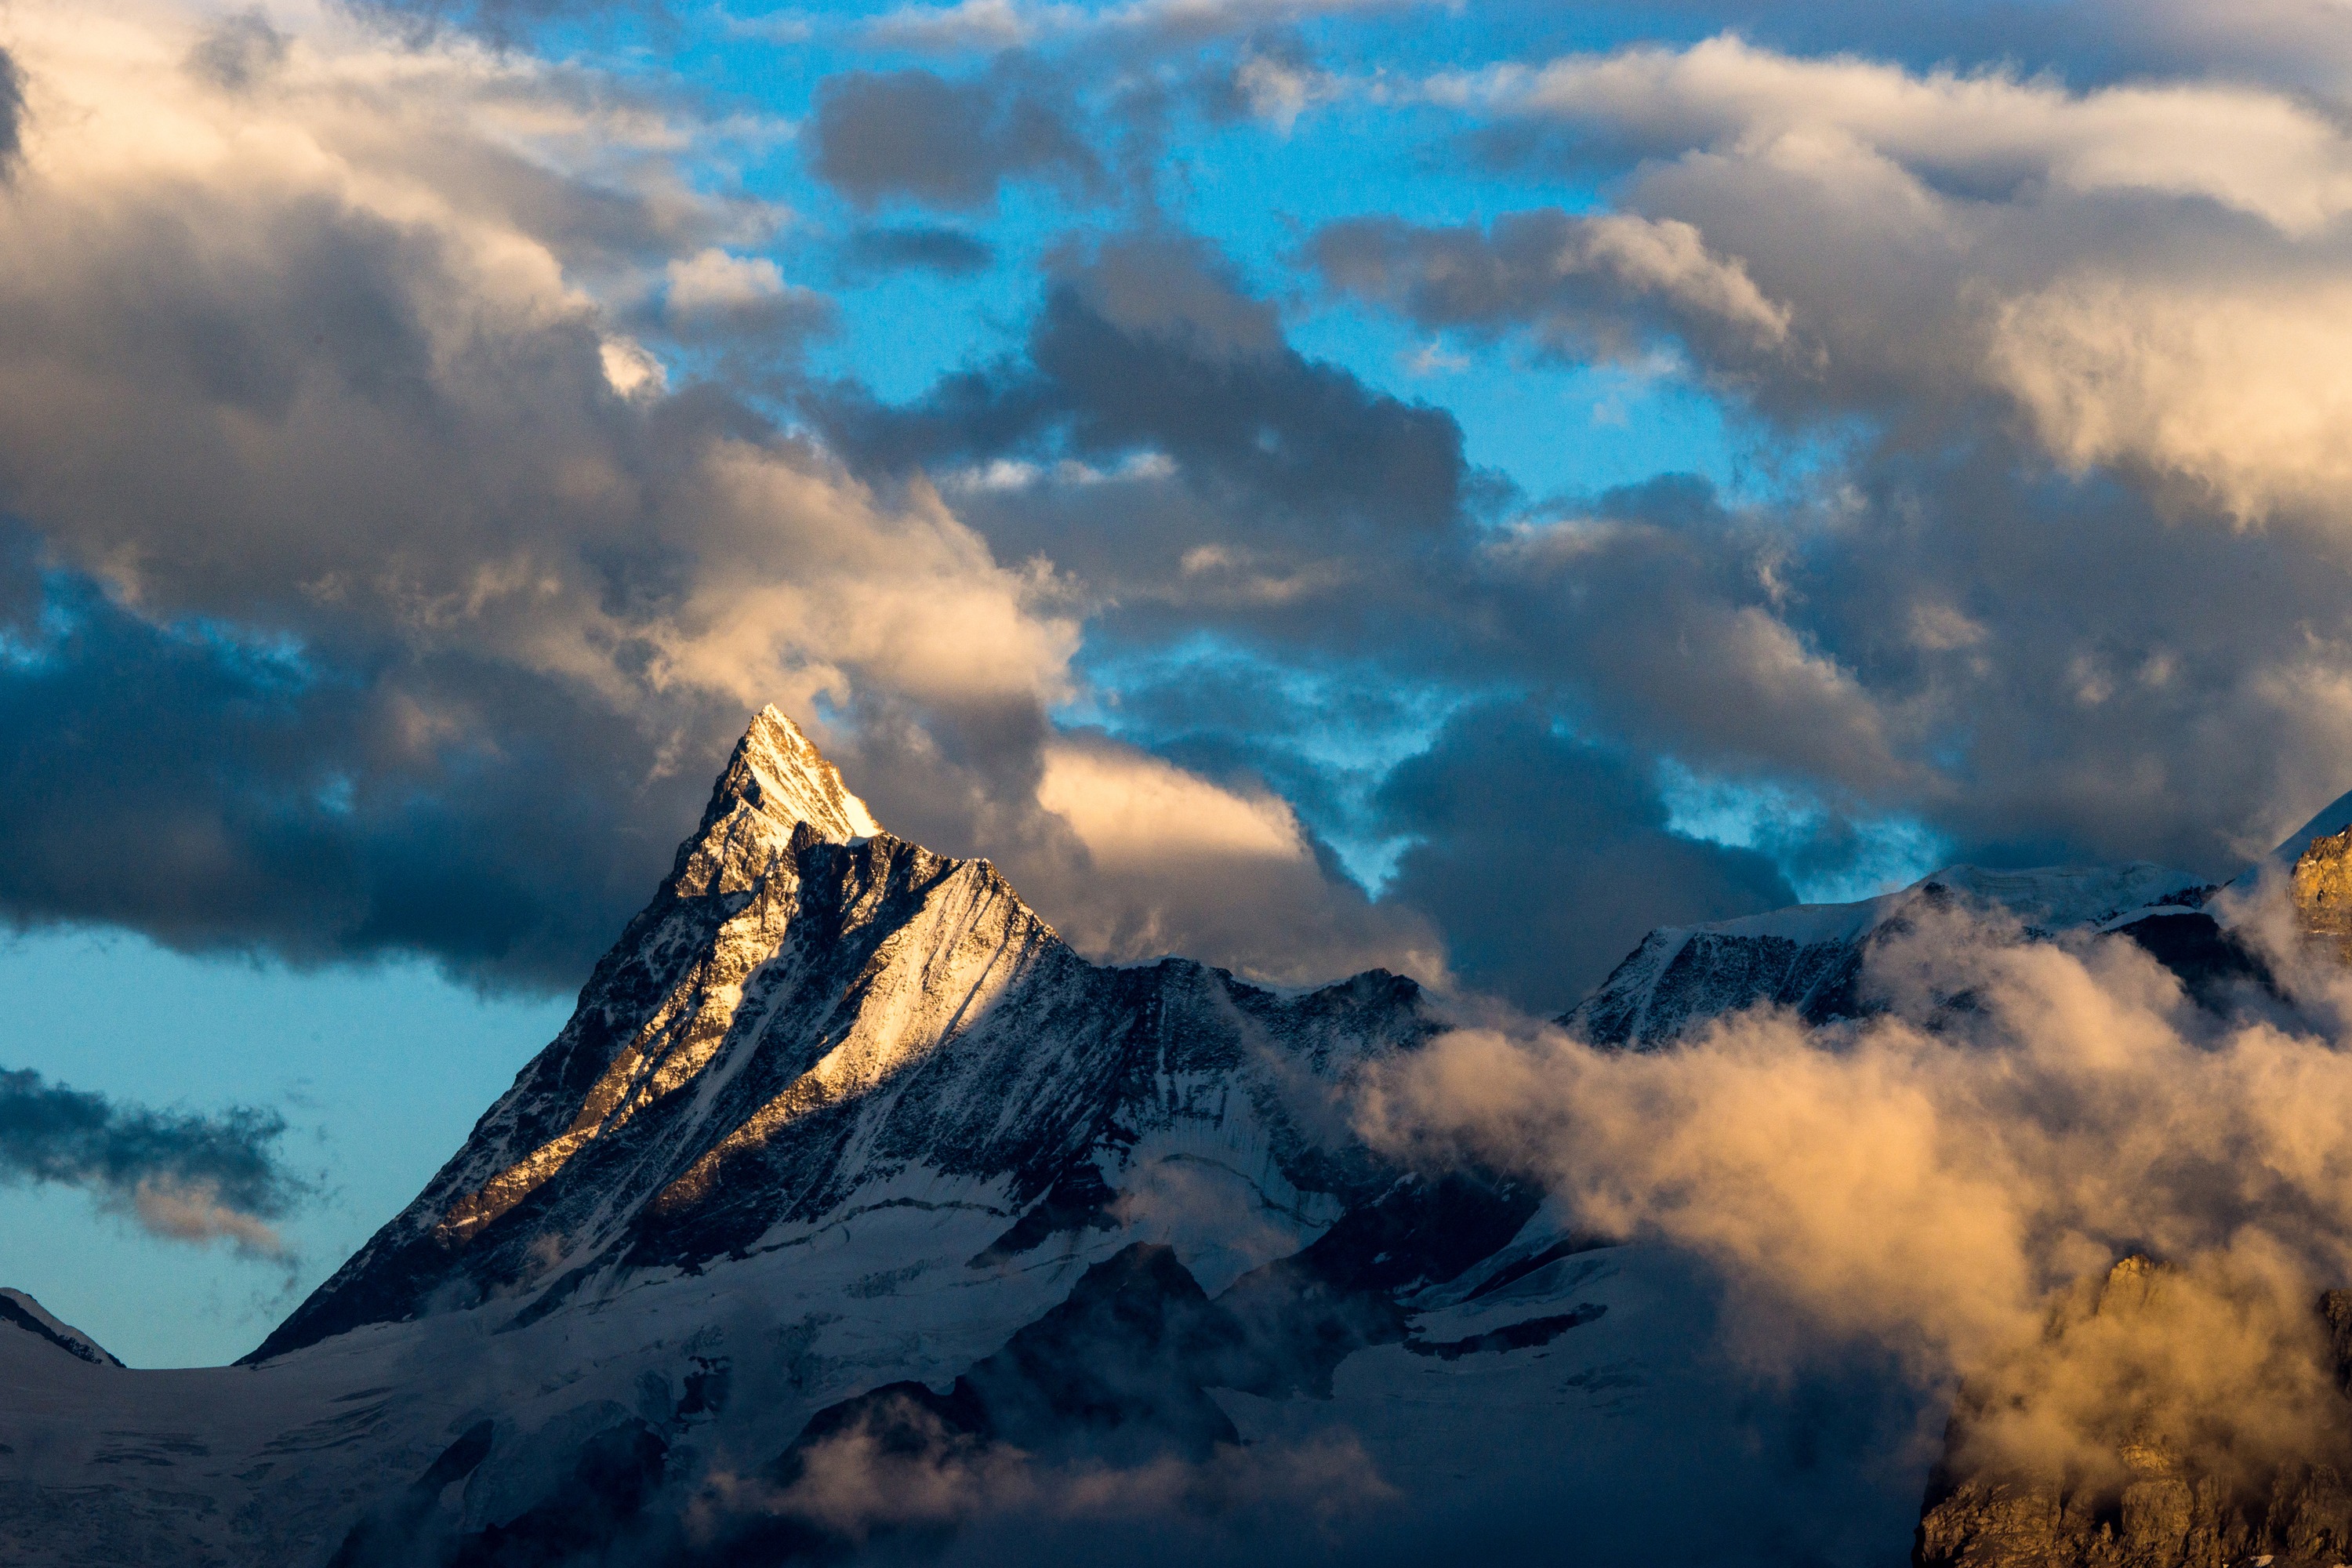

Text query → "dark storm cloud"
[0,554,713,987]
[843,224,995,277]
[0,1064,305,1253]
[823,232,1476,599]
[808,67,1102,210]
[1375,702,1794,1011]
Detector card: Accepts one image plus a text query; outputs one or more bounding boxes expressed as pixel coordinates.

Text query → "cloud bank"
[0,0,1429,996]
[16,0,2352,1024]
[1363,896,2352,1481]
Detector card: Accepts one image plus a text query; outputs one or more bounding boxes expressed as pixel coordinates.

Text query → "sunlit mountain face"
[14,2,2352,1564]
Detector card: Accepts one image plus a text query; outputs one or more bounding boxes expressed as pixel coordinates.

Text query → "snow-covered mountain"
[253,707,1434,1365]
[1563,861,2259,1047]
[5,711,2342,1567]
[14,710,1929,1567]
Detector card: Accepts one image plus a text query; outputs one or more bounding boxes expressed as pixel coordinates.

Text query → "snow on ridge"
[1685,860,2209,946]
[0,1287,122,1367]
[733,705,882,844]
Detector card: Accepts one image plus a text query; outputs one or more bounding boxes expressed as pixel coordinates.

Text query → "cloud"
[185,7,287,92]
[664,248,788,313]
[1361,894,2352,1479]
[30,0,2352,1025]
[0,1065,303,1256]
[1014,729,1447,987]
[0,45,23,180]
[816,232,1927,978]
[691,1381,1396,1566]
[1040,734,1307,865]
[862,0,1424,55]
[1278,29,2352,894]
[1989,274,2352,523]
[1316,209,1794,364]
[0,0,1094,988]
[1446,34,2352,237]
[806,66,1101,210]
[843,224,996,276]
[823,232,1472,601]
[1374,701,1795,1012]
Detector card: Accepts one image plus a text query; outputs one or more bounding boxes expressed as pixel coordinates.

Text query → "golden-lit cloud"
[1363,896,2352,1473]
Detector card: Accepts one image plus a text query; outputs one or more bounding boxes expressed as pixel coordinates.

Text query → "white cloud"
[1040,739,1309,869]
[1456,34,2352,237]
[1991,275,2352,523]
[665,247,789,314]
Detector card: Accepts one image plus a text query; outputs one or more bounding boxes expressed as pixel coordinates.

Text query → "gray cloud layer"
[808,67,1102,211]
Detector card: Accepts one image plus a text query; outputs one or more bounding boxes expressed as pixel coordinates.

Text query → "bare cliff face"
[2293,826,2352,961]
[1915,1260,2352,1568]
[255,706,1434,1363]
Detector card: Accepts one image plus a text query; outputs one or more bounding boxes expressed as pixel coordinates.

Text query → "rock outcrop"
[1915,1260,2352,1568]
[0,1290,119,1368]
[2294,827,2352,961]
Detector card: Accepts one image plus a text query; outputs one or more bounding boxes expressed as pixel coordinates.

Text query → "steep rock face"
[1915,1261,2352,1568]
[1564,864,2228,1047]
[254,708,1432,1363]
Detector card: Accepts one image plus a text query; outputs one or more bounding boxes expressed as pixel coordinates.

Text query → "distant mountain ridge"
[1563,862,2259,1047]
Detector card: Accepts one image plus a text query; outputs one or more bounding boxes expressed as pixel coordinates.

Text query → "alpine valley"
[4,710,2345,1567]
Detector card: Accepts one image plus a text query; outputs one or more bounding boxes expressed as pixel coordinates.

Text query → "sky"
[9,0,2352,1364]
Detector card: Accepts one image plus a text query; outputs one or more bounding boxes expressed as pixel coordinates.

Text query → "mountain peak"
[719,706,880,844]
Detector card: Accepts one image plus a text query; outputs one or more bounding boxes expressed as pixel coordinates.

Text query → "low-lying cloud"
[1361,895,2352,1479]
[704,1395,1389,1549]
[0,1065,305,1256]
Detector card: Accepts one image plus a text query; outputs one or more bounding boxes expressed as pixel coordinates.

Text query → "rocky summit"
[251,706,1435,1367]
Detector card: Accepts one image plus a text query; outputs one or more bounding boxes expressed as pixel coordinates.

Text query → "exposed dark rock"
[0,1288,122,1367]
[1915,1263,2352,1568]
[964,1160,1122,1267]
[1404,1306,1606,1360]
[2109,912,2277,1011]
[445,1420,667,1568]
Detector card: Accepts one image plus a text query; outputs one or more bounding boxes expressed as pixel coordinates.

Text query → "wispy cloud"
[0,1066,307,1257]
